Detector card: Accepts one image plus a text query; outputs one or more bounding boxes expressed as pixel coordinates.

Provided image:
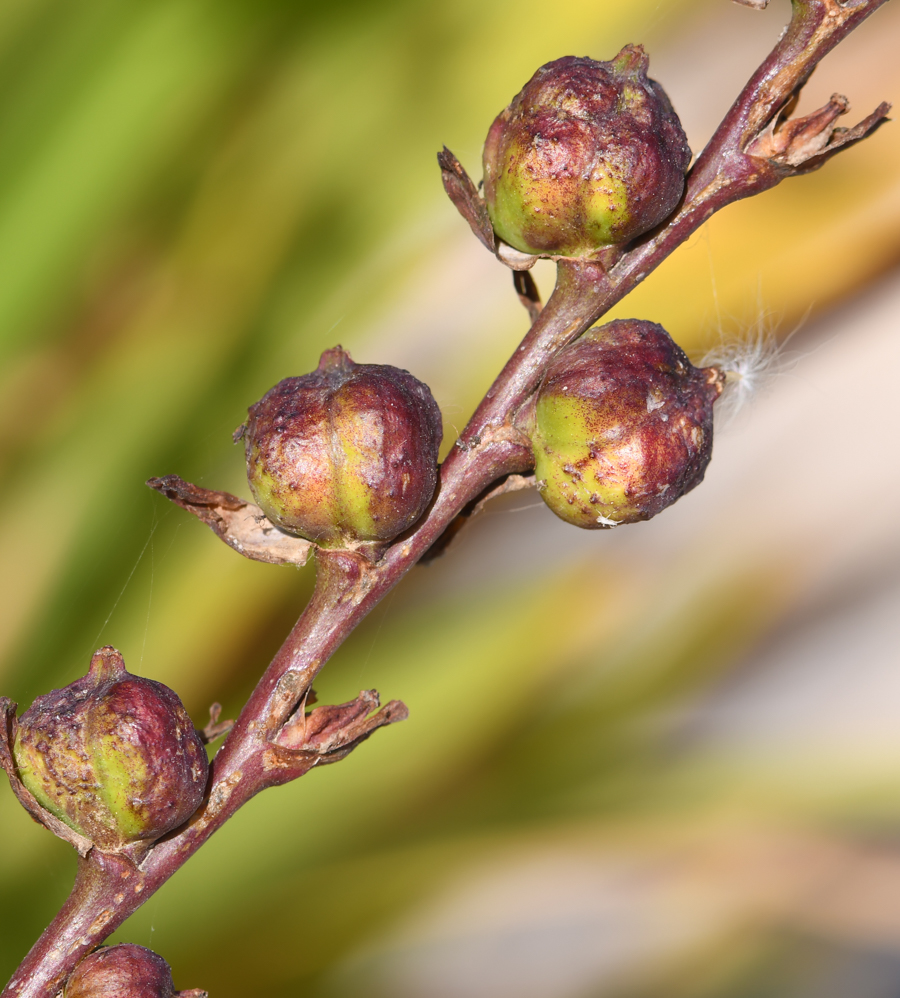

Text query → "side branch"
[436,0,890,434]
[690,0,891,192]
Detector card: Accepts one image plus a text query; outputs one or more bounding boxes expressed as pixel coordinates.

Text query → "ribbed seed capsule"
[524,319,724,527]
[243,346,442,550]
[64,944,206,998]
[13,647,208,853]
[482,46,691,258]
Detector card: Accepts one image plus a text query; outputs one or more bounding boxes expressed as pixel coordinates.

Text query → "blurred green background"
[2,1,900,995]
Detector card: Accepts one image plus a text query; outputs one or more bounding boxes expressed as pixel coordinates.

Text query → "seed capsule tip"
[612,43,649,77]
[317,345,356,374]
[88,646,128,684]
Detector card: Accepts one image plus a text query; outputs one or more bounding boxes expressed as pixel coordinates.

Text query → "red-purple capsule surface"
[483,46,691,257]
[14,647,208,852]
[244,346,442,550]
[64,944,206,998]
[525,319,724,527]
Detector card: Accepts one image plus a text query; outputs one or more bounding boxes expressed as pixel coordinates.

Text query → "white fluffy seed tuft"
[699,313,802,424]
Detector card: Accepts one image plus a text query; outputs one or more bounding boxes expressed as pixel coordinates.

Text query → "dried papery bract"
[13,647,208,855]
[243,346,443,555]
[482,46,691,259]
[64,945,206,998]
[520,319,724,528]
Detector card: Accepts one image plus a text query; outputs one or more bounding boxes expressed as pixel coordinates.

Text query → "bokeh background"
[2,0,900,995]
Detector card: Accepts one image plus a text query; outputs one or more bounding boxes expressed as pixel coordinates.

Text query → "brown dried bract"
[748,93,891,171]
[437,146,495,253]
[147,475,313,567]
[275,689,408,761]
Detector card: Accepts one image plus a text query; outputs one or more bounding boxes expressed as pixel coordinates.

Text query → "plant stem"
[4,549,380,997]
[2,855,134,998]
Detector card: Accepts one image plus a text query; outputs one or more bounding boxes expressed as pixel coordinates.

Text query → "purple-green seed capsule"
[524,319,724,528]
[244,346,443,550]
[483,46,691,258]
[13,647,208,853]
[64,944,206,998]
